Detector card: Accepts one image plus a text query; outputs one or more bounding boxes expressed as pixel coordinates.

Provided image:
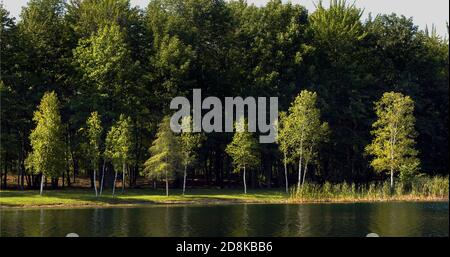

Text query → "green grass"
[0,188,288,208]
[1,176,448,208]
[290,176,449,202]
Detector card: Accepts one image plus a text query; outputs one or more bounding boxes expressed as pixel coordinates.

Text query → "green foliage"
[287,90,328,160]
[105,114,133,172]
[310,0,366,47]
[73,23,132,92]
[26,92,65,178]
[85,111,103,166]
[1,0,448,191]
[282,90,329,185]
[142,116,181,179]
[180,116,203,167]
[399,161,421,185]
[19,0,66,53]
[67,0,135,37]
[225,118,260,173]
[275,111,293,163]
[229,0,310,98]
[365,92,420,180]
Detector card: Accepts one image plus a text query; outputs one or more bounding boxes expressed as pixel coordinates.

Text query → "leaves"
[85,111,103,166]
[366,92,420,176]
[281,90,329,165]
[105,114,133,172]
[226,118,260,173]
[27,91,65,177]
[142,116,181,179]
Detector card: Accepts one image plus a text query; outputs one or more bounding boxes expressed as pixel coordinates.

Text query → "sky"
[2,0,449,37]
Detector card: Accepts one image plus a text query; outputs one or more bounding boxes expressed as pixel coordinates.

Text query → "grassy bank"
[0,189,288,208]
[290,176,449,202]
[1,177,448,208]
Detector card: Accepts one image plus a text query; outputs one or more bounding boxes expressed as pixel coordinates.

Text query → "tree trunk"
[72,157,78,183]
[62,170,65,188]
[2,156,7,189]
[122,163,125,193]
[390,168,394,189]
[100,160,105,195]
[284,152,288,194]
[297,138,303,189]
[93,163,98,197]
[165,170,169,196]
[302,161,309,186]
[112,170,118,196]
[243,165,247,194]
[26,175,31,189]
[17,168,21,190]
[66,167,71,187]
[297,158,302,189]
[39,174,44,196]
[183,164,187,195]
[128,165,133,188]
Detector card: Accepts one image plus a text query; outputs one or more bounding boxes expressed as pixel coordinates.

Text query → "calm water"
[1,202,448,237]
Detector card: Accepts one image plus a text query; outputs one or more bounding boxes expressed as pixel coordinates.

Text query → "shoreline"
[1,195,448,209]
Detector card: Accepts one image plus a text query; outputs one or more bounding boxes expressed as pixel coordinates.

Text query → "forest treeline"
[0,0,448,192]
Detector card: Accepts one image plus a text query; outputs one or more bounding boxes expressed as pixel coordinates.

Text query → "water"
[1,202,448,237]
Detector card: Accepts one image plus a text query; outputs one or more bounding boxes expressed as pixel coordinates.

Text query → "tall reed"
[290,176,449,202]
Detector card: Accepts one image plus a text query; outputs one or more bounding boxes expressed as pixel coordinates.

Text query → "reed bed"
[290,176,449,202]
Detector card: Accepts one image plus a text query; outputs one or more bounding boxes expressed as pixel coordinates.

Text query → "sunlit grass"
[1,176,447,208]
[0,188,288,207]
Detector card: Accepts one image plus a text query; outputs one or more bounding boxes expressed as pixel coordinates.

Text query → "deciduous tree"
[225,118,260,194]
[26,92,65,195]
[105,114,133,195]
[365,92,419,188]
[179,116,203,195]
[286,90,328,188]
[84,111,103,196]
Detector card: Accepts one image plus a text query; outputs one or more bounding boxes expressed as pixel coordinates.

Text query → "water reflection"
[1,202,448,237]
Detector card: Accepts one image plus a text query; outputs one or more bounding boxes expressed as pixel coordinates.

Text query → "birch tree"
[365,92,419,188]
[179,116,203,195]
[276,111,292,193]
[26,91,65,195]
[105,114,133,196]
[302,123,329,185]
[225,118,260,194]
[85,111,102,197]
[287,90,328,188]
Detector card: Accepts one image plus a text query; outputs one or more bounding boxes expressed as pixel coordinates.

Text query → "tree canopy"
[0,0,448,192]
[366,92,419,188]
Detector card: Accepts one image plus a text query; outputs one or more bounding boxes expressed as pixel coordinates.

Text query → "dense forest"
[0,0,448,192]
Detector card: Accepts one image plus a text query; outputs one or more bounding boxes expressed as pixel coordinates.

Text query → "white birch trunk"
[284,152,288,194]
[93,167,98,197]
[297,158,302,189]
[302,160,309,186]
[40,174,44,196]
[297,135,304,189]
[183,164,187,195]
[122,163,125,193]
[112,170,118,196]
[243,165,247,194]
[100,160,105,195]
[165,169,169,196]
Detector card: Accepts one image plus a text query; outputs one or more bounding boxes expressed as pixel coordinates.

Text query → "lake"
[1,202,448,237]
